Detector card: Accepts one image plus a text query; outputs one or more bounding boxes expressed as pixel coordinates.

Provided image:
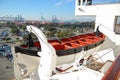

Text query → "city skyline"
[0,0,120,21]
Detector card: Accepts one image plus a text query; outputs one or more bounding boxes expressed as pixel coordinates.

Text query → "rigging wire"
[85,45,119,66]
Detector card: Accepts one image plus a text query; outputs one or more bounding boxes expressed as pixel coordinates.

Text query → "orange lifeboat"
[15,32,105,56]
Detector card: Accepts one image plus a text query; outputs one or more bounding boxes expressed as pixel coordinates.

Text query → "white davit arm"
[99,25,120,45]
[26,25,57,80]
[26,25,48,51]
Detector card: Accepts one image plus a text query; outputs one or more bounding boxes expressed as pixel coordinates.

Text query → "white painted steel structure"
[75,1,120,45]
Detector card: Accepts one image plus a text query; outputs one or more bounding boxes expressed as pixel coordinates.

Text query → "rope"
[86,45,119,66]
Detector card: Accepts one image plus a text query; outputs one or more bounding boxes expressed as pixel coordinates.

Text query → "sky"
[0,0,120,21]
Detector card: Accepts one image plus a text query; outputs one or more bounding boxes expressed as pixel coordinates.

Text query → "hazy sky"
[0,0,120,21]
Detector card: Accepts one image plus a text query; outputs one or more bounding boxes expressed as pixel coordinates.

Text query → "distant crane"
[41,13,46,22]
